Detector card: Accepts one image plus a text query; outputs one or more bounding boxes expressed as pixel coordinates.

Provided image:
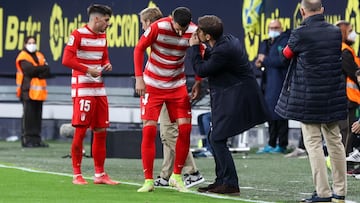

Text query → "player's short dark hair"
[87,4,113,17]
[171,7,191,27]
[198,15,223,40]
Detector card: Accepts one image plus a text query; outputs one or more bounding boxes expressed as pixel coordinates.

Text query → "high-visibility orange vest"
[342,43,360,104]
[15,50,47,101]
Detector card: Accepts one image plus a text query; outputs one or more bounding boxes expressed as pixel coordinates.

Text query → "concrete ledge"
[0,102,211,125]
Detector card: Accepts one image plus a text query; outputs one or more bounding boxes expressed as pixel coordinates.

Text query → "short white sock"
[73,174,82,178]
[94,172,105,178]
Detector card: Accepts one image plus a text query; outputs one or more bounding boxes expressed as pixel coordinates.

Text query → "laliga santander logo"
[49,3,63,61]
[345,0,360,55]
[242,0,262,60]
[292,3,303,29]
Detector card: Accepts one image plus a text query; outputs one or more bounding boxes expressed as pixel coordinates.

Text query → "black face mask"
[345,40,354,46]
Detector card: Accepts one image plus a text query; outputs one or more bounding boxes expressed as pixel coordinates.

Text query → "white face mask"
[347,30,357,42]
[268,30,281,39]
[25,44,37,53]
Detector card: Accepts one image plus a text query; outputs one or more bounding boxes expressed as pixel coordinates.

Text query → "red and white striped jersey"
[134,17,197,90]
[62,25,110,98]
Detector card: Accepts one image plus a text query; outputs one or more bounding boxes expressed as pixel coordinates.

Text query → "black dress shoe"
[197,183,220,193]
[22,141,49,148]
[207,184,240,196]
[37,141,49,147]
[300,191,332,202]
[22,142,37,148]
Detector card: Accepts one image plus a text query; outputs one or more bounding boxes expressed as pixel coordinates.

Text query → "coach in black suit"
[188,15,269,196]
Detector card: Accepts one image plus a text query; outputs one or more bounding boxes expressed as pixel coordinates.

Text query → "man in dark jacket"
[255,19,290,154]
[189,15,268,196]
[275,0,347,202]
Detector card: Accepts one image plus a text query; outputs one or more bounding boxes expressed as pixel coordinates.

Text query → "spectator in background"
[15,36,51,148]
[137,7,204,188]
[158,104,204,188]
[62,4,119,185]
[255,19,290,154]
[275,0,347,202]
[194,111,213,157]
[347,69,360,176]
[284,132,307,158]
[189,15,268,196]
[335,20,360,157]
[133,7,202,192]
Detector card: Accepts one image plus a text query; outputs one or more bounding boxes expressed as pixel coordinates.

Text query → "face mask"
[347,30,357,42]
[268,30,281,39]
[25,44,37,53]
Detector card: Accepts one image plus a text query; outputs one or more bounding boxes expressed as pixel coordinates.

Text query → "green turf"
[0,141,358,203]
[0,167,246,203]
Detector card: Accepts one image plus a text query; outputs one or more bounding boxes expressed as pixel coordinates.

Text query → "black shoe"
[300,191,332,202]
[22,141,49,148]
[207,184,240,196]
[197,182,219,193]
[22,142,37,148]
[332,194,345,203]
[37,141,49,147]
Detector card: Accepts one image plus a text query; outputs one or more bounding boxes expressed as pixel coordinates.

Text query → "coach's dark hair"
[87,4,113,17]
[171,7,191,27]
[198,15,223,40]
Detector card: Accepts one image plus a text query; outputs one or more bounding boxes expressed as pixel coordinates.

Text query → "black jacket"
[275,14,347,123]
[189,35,269,140]
[259,30,290,120]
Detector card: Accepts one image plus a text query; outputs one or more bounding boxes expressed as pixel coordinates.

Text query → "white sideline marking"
[0,163,139,186]
[0,164,272,203]
[1,164,356,203]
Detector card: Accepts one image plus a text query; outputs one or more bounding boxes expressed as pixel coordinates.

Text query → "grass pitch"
[0,141,358,203]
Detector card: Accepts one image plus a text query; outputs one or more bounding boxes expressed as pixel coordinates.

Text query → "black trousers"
[268,119,289,148]
[298,132,306,150]
[22,100,43,144]
[339,106,360,156]
[209,134,238,187]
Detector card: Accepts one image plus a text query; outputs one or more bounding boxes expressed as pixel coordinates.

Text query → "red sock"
[173,123,191,174]
[92,130,107,174]
[71,127,87,175]
[141,125,157,179]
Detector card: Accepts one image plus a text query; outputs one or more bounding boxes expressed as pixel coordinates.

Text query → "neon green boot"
[169,173,189,192]
[137,179,155,192]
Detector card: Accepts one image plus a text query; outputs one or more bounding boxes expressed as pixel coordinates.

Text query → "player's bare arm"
[135,76,146,96]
